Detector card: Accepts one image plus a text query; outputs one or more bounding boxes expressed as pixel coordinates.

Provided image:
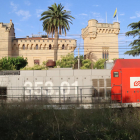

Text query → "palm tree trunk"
[54,28,58,61]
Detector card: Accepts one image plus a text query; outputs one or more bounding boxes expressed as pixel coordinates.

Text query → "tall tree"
[125,21,140,56]
[40,3,75,61]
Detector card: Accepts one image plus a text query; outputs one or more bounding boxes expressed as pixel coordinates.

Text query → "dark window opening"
[0,87,7,100]
[23,45,25,50]
[62,44,64,49]
[34,59,40,65]
[113,72,119,77]
[102,50,109,59]
[36,44,38,50]
[49,44,51,50]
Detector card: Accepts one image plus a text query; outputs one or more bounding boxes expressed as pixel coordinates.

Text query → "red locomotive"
[111,59,140,107]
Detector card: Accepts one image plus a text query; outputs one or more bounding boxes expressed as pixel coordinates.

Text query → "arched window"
[27,44,29,49]
[18,44,20,50]
[23,44,25,50]
[31,44,33,50]
[62,44,64,49]
[49,44,51,50]
[36,44,38,50]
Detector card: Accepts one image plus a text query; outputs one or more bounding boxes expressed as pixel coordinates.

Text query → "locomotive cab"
[111,59,140,104]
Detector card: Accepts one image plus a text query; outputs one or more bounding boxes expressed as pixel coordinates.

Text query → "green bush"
[21,64,47,70]
[56,53,75,68]
[74,55,84,63]
[94,58,106,69]
[80,59,92,69]
[1,56,28,70]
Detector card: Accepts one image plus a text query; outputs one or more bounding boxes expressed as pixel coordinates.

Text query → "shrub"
[80,59,92,69]
[21,64,47,70]
[94,58,106,69]
[1,56,28,70]
[55,53,75,68]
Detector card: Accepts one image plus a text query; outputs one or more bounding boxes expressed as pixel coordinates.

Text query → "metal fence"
[0,86,112,105]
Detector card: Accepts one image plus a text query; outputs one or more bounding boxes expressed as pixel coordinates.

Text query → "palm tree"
[85,51,97,69]
[40,3,75,61]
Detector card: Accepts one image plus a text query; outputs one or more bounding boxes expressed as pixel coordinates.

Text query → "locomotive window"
[113,72,119,77]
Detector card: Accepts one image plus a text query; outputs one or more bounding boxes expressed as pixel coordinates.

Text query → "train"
[0,59,140,109]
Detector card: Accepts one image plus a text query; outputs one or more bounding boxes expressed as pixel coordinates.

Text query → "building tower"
[0,20,15,59]
[81,19,120,61]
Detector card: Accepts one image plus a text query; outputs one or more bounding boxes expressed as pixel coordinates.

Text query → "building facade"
[82,19,120,60]
[0,20,77,67]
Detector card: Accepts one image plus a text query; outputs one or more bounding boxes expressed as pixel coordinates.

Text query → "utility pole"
[78,47,80,69]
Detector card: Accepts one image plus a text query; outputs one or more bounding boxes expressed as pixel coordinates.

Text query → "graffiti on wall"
[24,81,78,95]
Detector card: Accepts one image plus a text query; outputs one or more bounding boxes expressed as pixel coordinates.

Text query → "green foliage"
[42,60,48,66]
[0,59,3,70]
[21,60,48,70]
[80,59,92,69]
[21,64,47,70]
[94,58,106,69]
[40,3,75,35]
[0,56,28,70]
[125,21,140,56]
[112,58,118,61]
[74,55,84,64]
[55,53,75,68]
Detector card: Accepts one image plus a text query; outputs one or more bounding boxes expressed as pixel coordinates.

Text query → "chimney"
[10,19,12,23]
[26,36,29,39]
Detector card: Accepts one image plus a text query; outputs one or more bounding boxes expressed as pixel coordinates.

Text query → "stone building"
[82,19,120,60]
[0,20,77,66]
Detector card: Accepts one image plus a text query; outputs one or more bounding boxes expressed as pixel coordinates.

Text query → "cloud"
[92,12,100,17]
[14,22,20,25]
[79,13,88,16]
[10,2,18,11]
[63,3,71,11]
[16,10,31,20]
[10,2,31,20]
[93,5,99,7]
[97,18,104,23]
[130,16,136,19]
[15,28,22,32]
[24,1,31,6]
[130,11,140,19]
[91,12,105,22]
[136,11,140,17]
[36,9,44,17]
[120,13,125,16]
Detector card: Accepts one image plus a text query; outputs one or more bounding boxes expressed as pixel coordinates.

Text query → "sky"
[0,0,140,58]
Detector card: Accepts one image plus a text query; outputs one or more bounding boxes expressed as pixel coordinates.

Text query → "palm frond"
[40,3,74,36]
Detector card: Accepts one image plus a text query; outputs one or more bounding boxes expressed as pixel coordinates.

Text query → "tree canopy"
[40,3,74,36]
[124,21,140,56]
